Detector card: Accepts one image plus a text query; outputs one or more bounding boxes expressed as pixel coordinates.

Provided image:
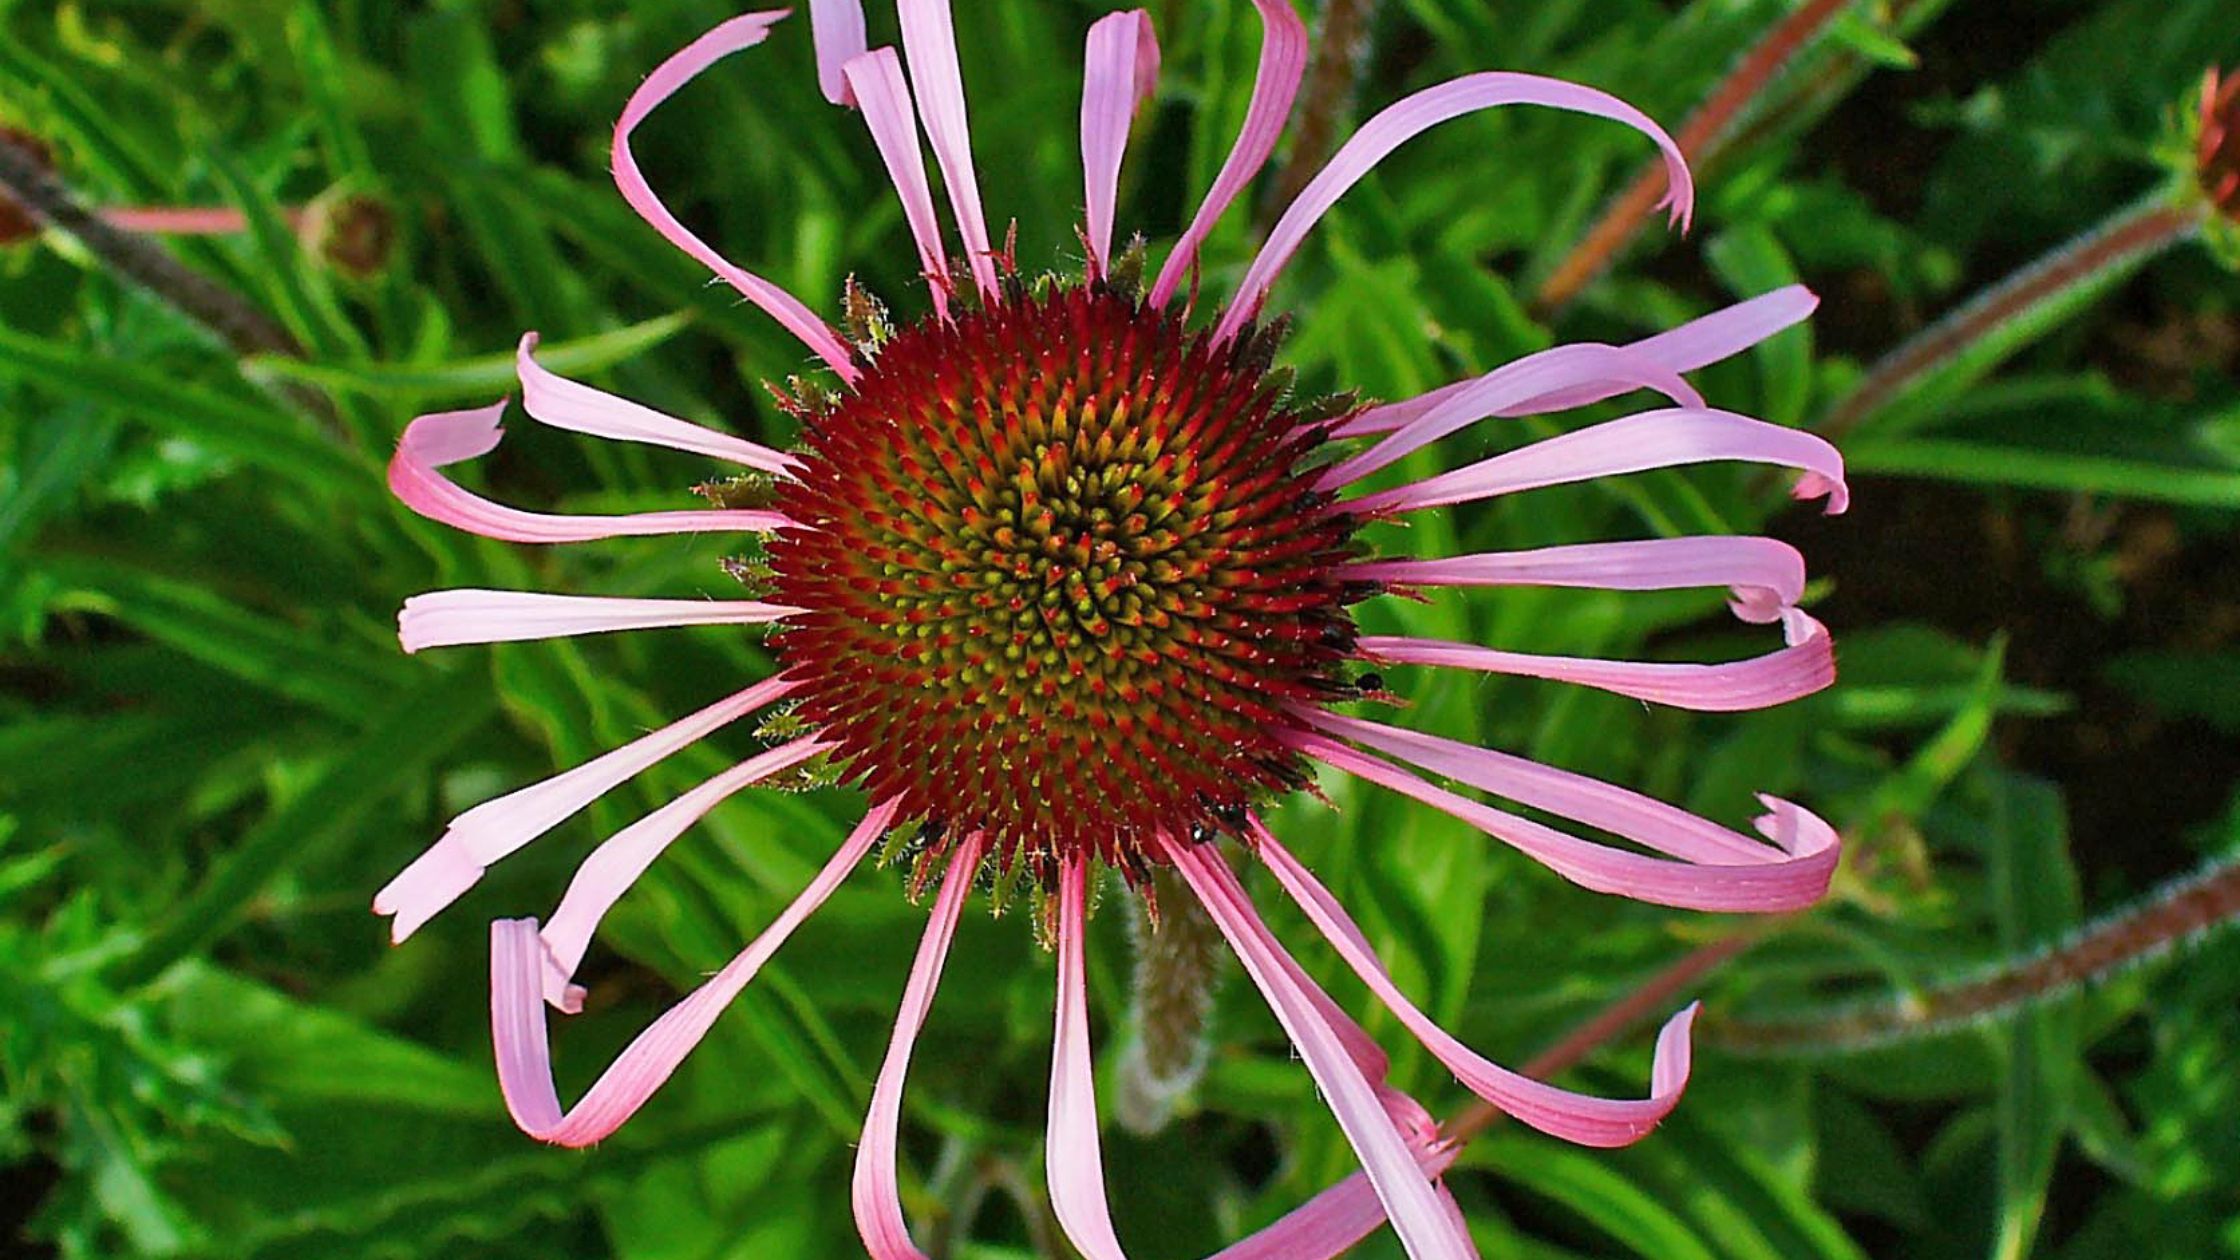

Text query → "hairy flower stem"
[1114,867,1227,1135]
[1717,853,2240,1054]
[1264,0,1379,218]
[1820,197,2204,440]
[1533,0,1855,315]
[0,131,302,359]
[1438,927,1774,1147]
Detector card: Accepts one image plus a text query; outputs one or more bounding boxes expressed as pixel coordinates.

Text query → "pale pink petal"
[1318,343,1703,490]
[536,738,839,1012]
[1253,820,1696,1147]
[811,0,869,107]
[399,590,799,654]
[1150,0,1308,308]
[1346,536,1806,625]
[1346,407,1850,518]
[388,404,792,544]
[898,0,1000,296]
[1216,73,1692,344]
[1165,836,1477,1260]
[853,833,989,1260]
[844,48,953,317]
[1046,856,1131,1260]
[613,12,860,381]
[1080,10,1160,278]
[1308,708,1803,866]
[1357,606,1834,713]
[1340,286,1820,438]
[487,798,898,1147]
[515,333,797,474]
[1290,731,1839,913]
[374,675,795,942]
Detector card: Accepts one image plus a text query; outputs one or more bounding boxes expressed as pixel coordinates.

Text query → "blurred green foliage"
[3,1,2239,1257]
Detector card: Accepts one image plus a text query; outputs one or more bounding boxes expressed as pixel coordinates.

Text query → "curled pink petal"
[854,832,989,1260]
[1310,708,1799,866]
[399,589,798,654]
[488,798,897,1147]
[374,675,795,942]
[898,0,1000,296]
[1346,406,1850,518]
[516,333,796,474]
[811,0,869,107]
[1341,285,1820,437]
[536,738,839,1012]
[1346,536,1806,626]
[1080,9,1160,278]
[1216,73,1692,345]
[1290,731,1838,913]
[1318,343,1702,490]
[1047,856,1130,1260]
[845,49,954,318]
[1356,606,1834,713]
[1254,820,1695,1147]
[1151,0,1307,308]
[613,12,860,381]
[1165,836,1477,1260]
[1212,1148,1459,1260]
[388,404,792,544]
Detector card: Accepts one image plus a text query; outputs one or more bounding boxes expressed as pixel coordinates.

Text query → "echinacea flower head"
[379,6,1850,1258]
[2201,66,2240,224]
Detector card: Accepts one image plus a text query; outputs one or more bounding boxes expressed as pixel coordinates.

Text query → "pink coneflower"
[379,6,1847,1257]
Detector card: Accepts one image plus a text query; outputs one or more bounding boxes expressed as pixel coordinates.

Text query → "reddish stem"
[1817,199,2202,441]
[1439,927,1771,1146]
[1533,0,1854,314]
[1720,857,2240,1051]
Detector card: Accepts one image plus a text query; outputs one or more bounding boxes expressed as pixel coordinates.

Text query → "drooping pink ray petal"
[515,333,798,474]
[1211,1143,1460,1260]
[1210,951,1469,1260]
[373,675,796,942]
[1357,606,1834,713]
[1317,343,1702,490]
[1046,856,1131,1260]
[1080,9,1160,279]
[536,738,841,1012]
[810,0,869,107]
[1215,73,1693,345]
[1345,406,1850,518]
[1253,820,1697,1146]
[1308,708,1819,867]
[898,0,1000,297]
[845,48,954,318]
[389,404,793,544]
[399,590,800,654]
[854,832,990,1260]
[613,12,862,382]
[1532,285,1820,412]
[1346,536,1806,625]
[1290,731,1839,913]
[1150,0,1307,308]
[1165,835,1477,1260]
[1339,285,1820,437]
[488,798,899,1147]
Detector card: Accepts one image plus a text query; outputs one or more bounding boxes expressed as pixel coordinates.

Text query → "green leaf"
[109,677,495,987]
[37,556,409,722]
[0,327,377,497]
[1984,771,2083,1260]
